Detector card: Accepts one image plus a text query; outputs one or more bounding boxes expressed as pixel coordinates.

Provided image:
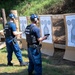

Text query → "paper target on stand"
[19,17,27,39]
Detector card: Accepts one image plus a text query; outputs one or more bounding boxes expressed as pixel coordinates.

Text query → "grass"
[0,47,75,75]
[0,47,28,75]
[0,24,3,30]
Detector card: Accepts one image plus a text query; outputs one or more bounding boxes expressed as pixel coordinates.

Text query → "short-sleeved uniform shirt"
[7,21,16,38]
[5,21,17,43]
[31,24,41,38]
[28,24,41,44]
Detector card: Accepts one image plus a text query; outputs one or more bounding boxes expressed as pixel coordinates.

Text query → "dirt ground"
[44,48,75,66]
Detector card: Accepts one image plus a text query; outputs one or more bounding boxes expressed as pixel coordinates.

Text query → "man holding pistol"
[25,14,50,75]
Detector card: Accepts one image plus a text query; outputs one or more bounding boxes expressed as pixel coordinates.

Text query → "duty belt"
[29,44,38,48]
[29,44,42,48]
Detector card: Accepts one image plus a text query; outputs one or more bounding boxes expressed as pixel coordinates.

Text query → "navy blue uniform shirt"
[30,24,41,40]
[7,21,16,38]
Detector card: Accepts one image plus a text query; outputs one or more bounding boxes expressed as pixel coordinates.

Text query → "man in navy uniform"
[4,13,28,66]
[25,14,49,75]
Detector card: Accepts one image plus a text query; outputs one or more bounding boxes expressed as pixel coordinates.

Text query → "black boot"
[7,62,13,66]
[28,72,34,75]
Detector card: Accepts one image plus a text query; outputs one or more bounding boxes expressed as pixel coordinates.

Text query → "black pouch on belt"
[12,38,17,45]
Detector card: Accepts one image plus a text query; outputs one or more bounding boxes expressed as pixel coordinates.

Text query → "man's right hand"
[0,30,4,36]
[44,34,50,39]
[38,34,50,42]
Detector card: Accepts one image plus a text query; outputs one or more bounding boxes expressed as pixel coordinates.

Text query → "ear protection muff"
[30,14,39,22]
[9,13,16,19]
[34,17,38,21]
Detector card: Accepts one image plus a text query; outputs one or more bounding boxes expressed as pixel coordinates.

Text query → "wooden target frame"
[63,14,75,61]
[39,15,54,56]
[19,16,28,49]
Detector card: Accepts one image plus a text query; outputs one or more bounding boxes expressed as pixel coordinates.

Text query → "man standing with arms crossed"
[25,14,49,75]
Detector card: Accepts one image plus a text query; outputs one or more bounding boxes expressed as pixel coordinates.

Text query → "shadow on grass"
[0,47,7,53]
[1,50,7,53]
[42,48,75,66]
[0,64,7,67]
[0,63,28,67]
[22,53,28,58]
[0,63,28,75]
[0,68,28,75]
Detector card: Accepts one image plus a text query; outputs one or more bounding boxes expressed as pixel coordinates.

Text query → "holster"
[29,44,42,53]
[12,38,17,45]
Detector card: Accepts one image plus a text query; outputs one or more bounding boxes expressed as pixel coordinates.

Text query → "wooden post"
[1,8,7,28]
[0,8,6,48]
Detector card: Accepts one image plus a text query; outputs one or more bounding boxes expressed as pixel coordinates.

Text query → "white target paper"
[40,16,53,43]
[19,17,27,39]
[66,15,75,47]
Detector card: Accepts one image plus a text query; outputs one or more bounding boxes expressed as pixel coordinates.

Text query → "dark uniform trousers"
[28,47,42,75]
[6,38,23,63]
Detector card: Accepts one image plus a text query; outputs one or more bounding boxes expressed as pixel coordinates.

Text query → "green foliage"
[0,0,74,16]
[19,0,63,16]
[0,0,68,16]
